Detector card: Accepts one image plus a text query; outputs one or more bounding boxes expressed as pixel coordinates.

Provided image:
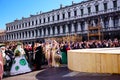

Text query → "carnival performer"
[51,40,61,67]
[0,44,10,76]
[5,46,14,72]
[0,44,6,67]
[10,42,31,75]
[45,41,51,67]
[35,41,43,70]
[0,44,4,79]
[24,44,34,69]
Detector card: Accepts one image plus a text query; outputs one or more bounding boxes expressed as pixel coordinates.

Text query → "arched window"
[48,27,50,35]
[68,24,71,33]
[74,23,78,32]
[44,28,46,36]
[20,33,21,38]
[104,17,109,29]
[22,32,24,38]
[32,31,34,37]
[25,31,27,38]
[39,29,42,36]
[62,25,66,34]
[14,33,16,39]
[52,26,55,35]
[35,30,38,37]
[81,22,85,31]
[17,33,18,39]
[28,31,30,37]
[113,16,119,28]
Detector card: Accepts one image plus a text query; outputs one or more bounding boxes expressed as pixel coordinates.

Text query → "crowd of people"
[0,40,65,78]
[66,38,120,49]
[0,38,120,79]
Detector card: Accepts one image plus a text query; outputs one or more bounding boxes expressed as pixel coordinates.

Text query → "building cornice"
[6,0,102,25]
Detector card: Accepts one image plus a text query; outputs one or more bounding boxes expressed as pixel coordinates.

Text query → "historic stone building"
[5,0,120,44]
[0,30,6,43]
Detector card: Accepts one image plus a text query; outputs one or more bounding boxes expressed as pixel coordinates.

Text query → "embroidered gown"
[10,45,31,75]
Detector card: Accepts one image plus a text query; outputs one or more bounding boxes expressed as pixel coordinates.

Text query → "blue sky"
[0,0,83,30]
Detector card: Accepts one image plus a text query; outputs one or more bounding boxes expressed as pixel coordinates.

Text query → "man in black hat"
[35,41,43,70]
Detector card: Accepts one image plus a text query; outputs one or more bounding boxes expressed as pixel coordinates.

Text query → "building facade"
[0,30,6,43]
[6,0,120,44]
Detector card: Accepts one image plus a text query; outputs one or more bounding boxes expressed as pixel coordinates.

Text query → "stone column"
[100,18,104,28]
[12,33,15,40]
[46,28,48,36]
[8,34,10,40]
[12,33,14,40]
[17,33,18,39]
[71,23,75,32]
[37,18,40,25]
[85,21,88,31]
[65,24,68,33]
[50,27,53,35]
[119,16,120,27]
[109,17,113,29]
[9,34,11,40]
[12,34,14,40]
[31,31,32,37]
[24,32,26,38]
[26,31,28,38]
[17,33,19,39]
[17,32,19,39]
[10,34,12,40]
[92,20,95,27]
[60,25,63,34]
[77,22,81,32]
[55,26,57,34]
[38,29,40,37]
[16,33,17,39]
[11,34,13,40]
[41,28,44,36]
[12,33,17,40]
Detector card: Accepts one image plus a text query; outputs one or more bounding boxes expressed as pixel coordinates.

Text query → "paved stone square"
[3,65,120,80]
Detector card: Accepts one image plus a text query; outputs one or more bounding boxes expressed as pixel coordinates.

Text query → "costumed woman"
[51,40,61,67]
[45,41,51,67]
[0,44,4,79]
[10,42,31,75]
[0,44,10,76]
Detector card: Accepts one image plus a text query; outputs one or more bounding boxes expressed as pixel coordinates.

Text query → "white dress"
[10,46,31,75]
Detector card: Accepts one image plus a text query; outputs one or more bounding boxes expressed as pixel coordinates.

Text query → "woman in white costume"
[51,40,61,67]
[10,42,31,75]
[45,41,51,67]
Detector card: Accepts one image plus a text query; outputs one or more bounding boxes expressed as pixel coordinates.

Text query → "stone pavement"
[3,65,120,80]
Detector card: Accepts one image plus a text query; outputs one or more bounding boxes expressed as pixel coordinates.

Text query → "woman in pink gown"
[0,48,4,80]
